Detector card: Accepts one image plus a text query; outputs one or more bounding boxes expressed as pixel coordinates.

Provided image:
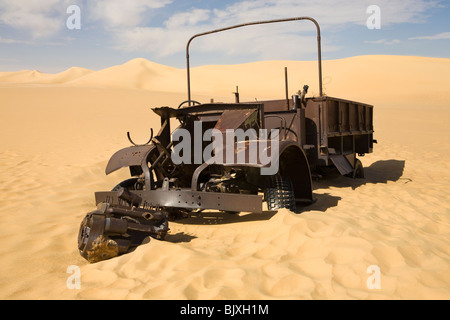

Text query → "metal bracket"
[127,128,153,146]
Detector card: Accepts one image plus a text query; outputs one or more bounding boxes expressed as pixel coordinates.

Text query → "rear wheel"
[352,159,364,178]
[265,175,296,211]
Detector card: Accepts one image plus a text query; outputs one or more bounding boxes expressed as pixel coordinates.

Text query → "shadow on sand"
[314,159,406,190]
[117,160,407,257]
[297,159,407,213]
[127,231,198,252]
[169,159,407,224]
[173,210,277,226]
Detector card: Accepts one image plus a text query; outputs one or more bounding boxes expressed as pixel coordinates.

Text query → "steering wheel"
[177,100,201,109]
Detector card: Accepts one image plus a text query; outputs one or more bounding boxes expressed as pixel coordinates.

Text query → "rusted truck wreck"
[78,17,375,263]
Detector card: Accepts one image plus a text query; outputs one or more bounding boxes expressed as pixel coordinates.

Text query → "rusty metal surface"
[214,108,258,132]
[78,200,169,263]
[95,189,264,214]
[330,155,353,176]
[277,142,314,204]
[153,103,263,117]
[105,144,155,175]
[78,16,376,263]
[302,96,374,167]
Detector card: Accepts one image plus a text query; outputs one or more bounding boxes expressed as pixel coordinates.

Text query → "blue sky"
[0,0,449,72]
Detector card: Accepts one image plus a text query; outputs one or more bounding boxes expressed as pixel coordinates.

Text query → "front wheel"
[264,175,296,211]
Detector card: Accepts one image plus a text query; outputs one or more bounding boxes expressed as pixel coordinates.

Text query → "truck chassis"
[78,17,375,263]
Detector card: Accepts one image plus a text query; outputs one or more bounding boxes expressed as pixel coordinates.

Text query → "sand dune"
[0,67,94,84]
[2,55,448,106]
[0,55,449,300]
[67,58,184,91]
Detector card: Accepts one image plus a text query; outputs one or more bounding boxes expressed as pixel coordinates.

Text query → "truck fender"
[278,141,314,205]
[105,144,156,175]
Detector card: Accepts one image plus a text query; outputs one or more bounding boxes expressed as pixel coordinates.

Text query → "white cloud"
[0,36,29,44]
[409,32,450,40]
[112,7,213,57]
[110,0,439,60]
[0,0,70,38]
[0,0,173,39]
[364,39,401,45]
[209,0,438,27]
[164,9,210,29]
[0,0,441,59]
[88,0,172,29]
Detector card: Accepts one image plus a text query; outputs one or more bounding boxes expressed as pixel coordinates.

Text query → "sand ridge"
[0,55,449,299]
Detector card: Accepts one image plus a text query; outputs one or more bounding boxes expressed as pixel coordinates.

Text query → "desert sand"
[0,55,449,300]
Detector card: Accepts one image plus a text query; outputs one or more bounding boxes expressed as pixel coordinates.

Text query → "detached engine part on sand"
[78,188,168,263]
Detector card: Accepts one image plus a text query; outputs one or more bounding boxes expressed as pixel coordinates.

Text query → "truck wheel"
[352,159,364,179]
[265,175,296,211]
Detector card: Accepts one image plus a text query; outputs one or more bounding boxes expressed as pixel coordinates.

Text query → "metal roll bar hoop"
[186,16,323,106]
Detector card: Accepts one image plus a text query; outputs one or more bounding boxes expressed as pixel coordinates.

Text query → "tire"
[352,159,364,179]
[265,175,296,211]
